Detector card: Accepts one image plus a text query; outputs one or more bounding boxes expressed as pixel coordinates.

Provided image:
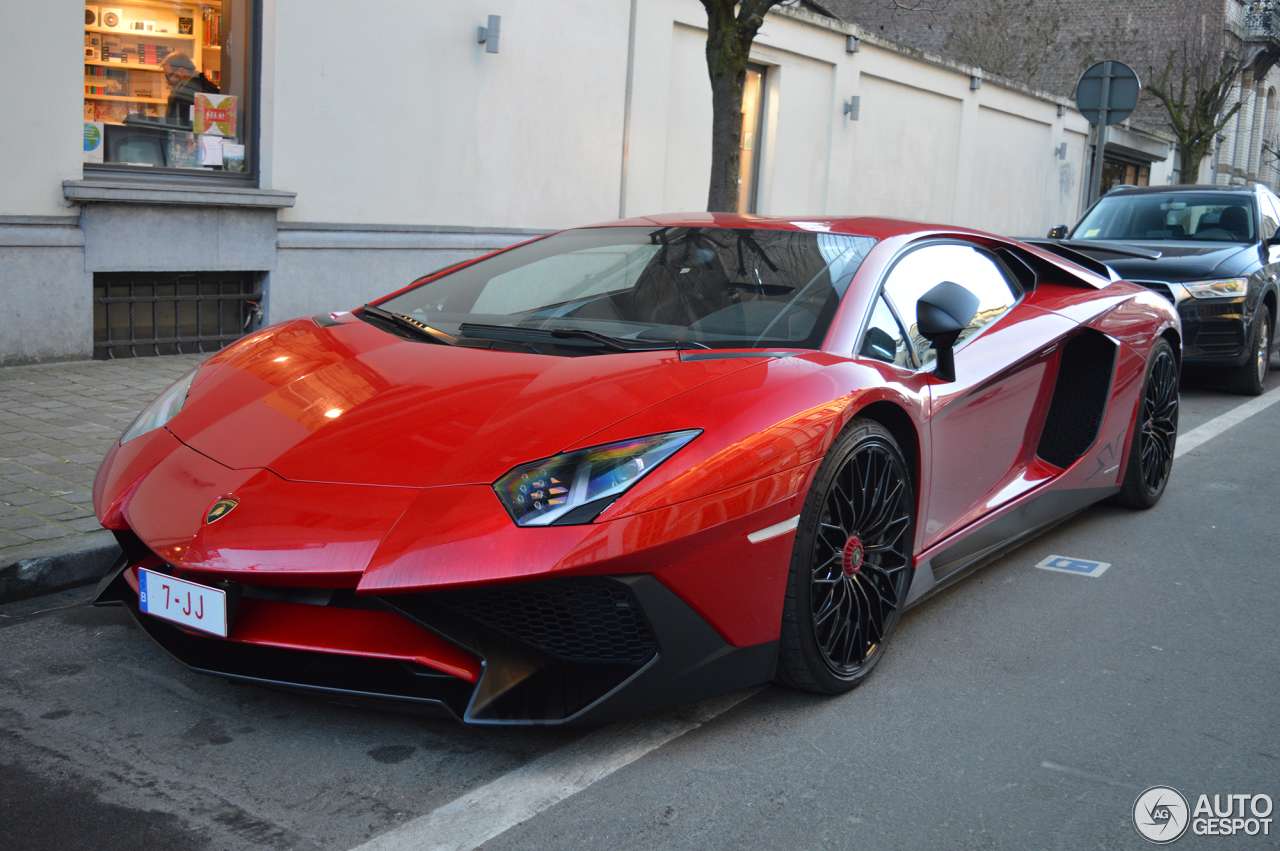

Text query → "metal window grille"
[93,272,263,360]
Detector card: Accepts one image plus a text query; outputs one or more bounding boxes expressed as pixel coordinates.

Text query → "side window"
[881,243,1020,368]
[1260,193,1280,241]
[860,296,913,367]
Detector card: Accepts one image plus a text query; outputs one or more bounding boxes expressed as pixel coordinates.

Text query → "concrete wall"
[624,2,1164,235]
[0,5,84,216]
[0,219,93,365]
[269,0,631,230]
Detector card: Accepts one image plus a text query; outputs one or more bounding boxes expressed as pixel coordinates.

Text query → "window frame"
[737,62,769,215]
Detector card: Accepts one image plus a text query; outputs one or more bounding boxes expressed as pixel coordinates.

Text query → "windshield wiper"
[458,323,707,352]
[360,304,459,345]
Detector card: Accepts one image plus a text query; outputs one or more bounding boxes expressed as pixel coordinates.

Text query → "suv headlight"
[1183,277,1248,299]
[494,430,700,526]
[120,369,198,445]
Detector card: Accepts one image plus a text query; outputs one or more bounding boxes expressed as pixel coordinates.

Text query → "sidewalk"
[0,353,206,602]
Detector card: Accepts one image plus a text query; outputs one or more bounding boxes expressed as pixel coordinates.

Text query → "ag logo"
[1134,786,1190,843]
[205,497,239,524]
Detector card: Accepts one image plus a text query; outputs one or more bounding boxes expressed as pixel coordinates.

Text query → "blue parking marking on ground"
[1035,555,1111,577]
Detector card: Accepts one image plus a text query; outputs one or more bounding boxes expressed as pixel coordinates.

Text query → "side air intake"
[1037,330,1118,468]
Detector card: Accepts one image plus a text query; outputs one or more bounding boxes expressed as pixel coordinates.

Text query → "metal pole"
[1088,61,1113,207]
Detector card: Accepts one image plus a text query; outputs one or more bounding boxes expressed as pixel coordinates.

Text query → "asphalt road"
[2,372,1277,851]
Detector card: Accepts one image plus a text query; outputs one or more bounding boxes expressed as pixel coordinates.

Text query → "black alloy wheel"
[1115,339,1179,508]
[777,419,914,693]
[1227,306,1271,396]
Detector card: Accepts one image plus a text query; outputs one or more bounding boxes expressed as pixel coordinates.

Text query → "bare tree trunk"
[702,0,777,212]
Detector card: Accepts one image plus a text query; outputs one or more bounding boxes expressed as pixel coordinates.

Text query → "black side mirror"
[917,281,980,383]
[1047,225,1068,239]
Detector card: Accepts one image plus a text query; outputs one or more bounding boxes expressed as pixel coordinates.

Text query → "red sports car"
[92,214,1181,726]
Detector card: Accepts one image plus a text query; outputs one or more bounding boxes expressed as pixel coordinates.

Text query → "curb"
[0,531,122,605]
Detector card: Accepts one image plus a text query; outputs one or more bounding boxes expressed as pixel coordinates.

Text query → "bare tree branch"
[1146,43,1246,183]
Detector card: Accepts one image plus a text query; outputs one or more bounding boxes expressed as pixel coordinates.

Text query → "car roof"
[1103,184,1261,197]
[583,212,989,241]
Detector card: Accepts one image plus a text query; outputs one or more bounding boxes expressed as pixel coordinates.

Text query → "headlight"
[120,369,198,445]
[1183,277,1248,299]
[494,430,700,526]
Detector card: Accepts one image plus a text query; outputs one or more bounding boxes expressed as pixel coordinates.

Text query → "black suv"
[1048,184,1280,395]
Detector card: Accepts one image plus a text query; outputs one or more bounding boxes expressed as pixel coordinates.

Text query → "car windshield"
[374,226,876,352]
[1072,192,1256,243]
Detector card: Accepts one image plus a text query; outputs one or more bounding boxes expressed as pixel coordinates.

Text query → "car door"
[880,241,1078,570]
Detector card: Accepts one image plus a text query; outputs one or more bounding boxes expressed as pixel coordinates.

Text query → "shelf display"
[82,0,233,170]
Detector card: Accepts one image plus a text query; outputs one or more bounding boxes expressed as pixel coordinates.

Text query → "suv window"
[1260,192,1280,241]
[1074,191,1257,243]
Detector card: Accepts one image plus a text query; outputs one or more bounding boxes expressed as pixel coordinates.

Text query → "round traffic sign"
[1076,60,1141,125]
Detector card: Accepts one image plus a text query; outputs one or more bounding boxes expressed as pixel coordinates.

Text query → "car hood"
[168,317,760,488]
[1072,240,1259,282]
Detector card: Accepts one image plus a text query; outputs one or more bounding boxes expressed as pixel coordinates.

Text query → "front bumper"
[94,548,777,726]
[1130,281,1250,365]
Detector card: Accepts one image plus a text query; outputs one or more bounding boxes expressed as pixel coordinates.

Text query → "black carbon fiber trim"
[434,577,657,665]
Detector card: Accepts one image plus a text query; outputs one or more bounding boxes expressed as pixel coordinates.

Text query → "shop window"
[737,64,767,214]
[83,0,257,175]
[93,272,263,359]
[1101,158,1150,193]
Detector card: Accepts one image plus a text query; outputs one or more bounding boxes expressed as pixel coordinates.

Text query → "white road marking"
[350,687,762,851]
[747,514,800,543]
[1175,384,1280,458]
[1039,760,1129,789]
[351,382,1280,851]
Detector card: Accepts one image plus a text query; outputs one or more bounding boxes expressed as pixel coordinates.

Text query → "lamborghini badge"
[206,497,239,524]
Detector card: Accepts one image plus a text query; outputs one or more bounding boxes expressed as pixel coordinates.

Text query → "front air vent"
[435,577,657,665]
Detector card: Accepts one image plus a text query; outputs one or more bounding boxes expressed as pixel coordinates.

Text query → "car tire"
[1114,339,1179,509]
[1226,305,1271,396]
[777,418,914,694]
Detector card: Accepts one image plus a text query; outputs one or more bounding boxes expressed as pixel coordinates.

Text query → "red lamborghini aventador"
[92,214,1181,726]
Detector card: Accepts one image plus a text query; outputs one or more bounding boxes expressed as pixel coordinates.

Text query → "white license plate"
[138,568,228,638]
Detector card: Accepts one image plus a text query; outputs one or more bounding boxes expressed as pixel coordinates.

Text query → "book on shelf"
[178,16,193,34]
[201,8,221,45]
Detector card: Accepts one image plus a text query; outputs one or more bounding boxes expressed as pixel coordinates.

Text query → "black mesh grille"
[1038,332,1117,468]
[1131,280,1175,303]
[435,578,657,664]
[1190,321,1244,355]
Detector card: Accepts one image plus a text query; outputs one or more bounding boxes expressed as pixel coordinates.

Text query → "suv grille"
[1129,280,1176,303]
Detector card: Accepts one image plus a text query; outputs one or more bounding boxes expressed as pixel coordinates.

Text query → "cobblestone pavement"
[0,353,206,558]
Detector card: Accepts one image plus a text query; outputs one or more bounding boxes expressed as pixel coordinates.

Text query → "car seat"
[1218,205,1251,240]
